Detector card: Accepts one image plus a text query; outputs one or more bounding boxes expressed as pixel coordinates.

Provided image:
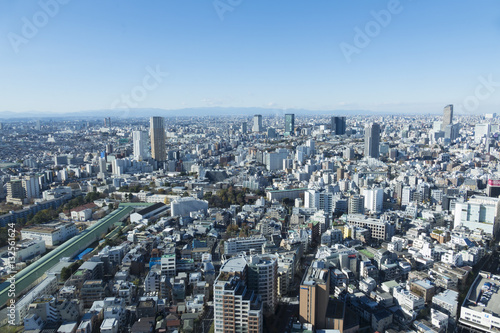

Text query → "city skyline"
[1,1,499,115]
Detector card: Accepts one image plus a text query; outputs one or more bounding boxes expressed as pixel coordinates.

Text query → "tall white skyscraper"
[133,130,149,161]
[363,187,383,214]
[22,176,40,200]
[443,104,453,128]
[475,123,490,144]
[253,114,263,132]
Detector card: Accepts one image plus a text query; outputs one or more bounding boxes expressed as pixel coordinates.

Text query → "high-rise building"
[284,114,295,136]
[252,115,263,133]
[133,131,149,161]
[247,254,278,315]
[348,195,365,214]
[475,123,490,144]
[35,120,41,131]
[104,117,111,127]
[364,123,380,158]
[299,264,330,329]
[6,180,25,205]
[241,122,247,133]
[331,116,346,135]
[305,189,334,215]
[214,258,263,333]
[364,188,383,214]
[443,104,453,128]
[106,143,113,154]
[98,157,107,177]
[150,117,166,162]
[22,176,40,200]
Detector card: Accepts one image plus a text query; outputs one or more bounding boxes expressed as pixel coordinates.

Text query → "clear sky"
[1,0,499,115]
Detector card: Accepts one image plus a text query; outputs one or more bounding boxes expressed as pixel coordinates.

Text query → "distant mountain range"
[0,107,440,120]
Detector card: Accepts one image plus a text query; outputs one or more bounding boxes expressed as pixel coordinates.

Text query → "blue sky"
[1,0,499,115]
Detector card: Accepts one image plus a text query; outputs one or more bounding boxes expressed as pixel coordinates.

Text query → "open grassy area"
[359,249,375,259]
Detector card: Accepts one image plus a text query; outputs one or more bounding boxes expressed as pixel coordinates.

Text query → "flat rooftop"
[464,274,500,315]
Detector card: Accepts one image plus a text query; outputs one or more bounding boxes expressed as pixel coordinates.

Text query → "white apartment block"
[21,222,77,246]
[224,236,267,256]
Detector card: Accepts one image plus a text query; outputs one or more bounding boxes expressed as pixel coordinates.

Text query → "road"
[201,305,214,333]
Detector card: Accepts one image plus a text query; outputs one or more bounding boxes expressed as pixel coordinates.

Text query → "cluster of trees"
[63,192,103,211]
[0,227,14,247]
[60,260,83,280]
[203,187,249,208]
[225,223,251,238]
[25,208,59,226]
[118,185,144,193]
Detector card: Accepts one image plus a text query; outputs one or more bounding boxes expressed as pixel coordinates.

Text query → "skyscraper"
[284,114,295,136]
[443,104,453,128]
[133,130,149,161]
[252,115,263,132]
[331,116,346,135]
[364,123,380,158]
[150,117,166,162]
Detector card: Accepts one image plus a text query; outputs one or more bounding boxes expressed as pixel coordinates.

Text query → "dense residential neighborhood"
[1,109,500,333]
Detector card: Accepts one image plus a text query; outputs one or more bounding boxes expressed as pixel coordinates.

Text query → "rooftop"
[464,273,500,315]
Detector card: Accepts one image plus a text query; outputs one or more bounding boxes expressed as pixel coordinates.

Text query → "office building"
[241,122,247,133]
[454,196,500,237]
[81,280,107,308]
[6,180,25,205]
[331,116,346,135]
[363,188,383,214]
[160,253,176,278]
[224,236,267,256]
[252,115,263,133]
[344,214,395,241]
[23,175,40,201]
[475,123,491,144]
[364,123,380,158]
[133,130,149,161]
[264,149,289,171]
[285,114,295,136]
[150,117,166,162]
[443,104,453,128]
[21,222,78,246]
[348,195,365,215]
[305,189,334,215]
[299,263,330,329]
[458,272,500,332]
[170,197,209,218]
[432,289,459,320]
